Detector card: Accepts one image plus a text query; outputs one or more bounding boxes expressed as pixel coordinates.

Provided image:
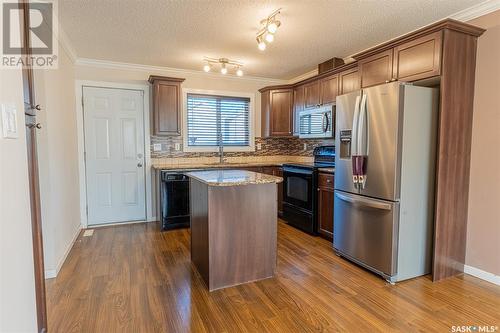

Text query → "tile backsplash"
[151,136,335,159]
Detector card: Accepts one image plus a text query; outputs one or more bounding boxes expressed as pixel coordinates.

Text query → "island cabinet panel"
[393,31,442,82]
[149,76,185,136]
[339,68,360,95]
[317,173,334,240]
[320,75,339,105]
[190,180,210,284]
[293,85,305,135]
[359,49,394,88]
[304,80,321,108]
[270,89,294,136]
[190,178,278,291]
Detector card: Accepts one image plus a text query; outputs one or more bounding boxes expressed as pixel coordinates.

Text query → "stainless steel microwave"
[298,105,334,138]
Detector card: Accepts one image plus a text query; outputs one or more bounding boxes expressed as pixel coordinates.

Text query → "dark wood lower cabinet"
[317,173,334,240]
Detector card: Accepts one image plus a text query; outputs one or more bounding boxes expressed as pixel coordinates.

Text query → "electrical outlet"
[303,143,307,151]
[174,143,181,151]
[257,143,262,150]
[153,143,162,152]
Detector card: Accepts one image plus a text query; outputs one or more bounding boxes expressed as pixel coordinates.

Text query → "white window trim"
[182,88,255,153]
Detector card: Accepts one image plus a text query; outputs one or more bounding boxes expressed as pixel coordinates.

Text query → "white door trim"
[75,80,154,228]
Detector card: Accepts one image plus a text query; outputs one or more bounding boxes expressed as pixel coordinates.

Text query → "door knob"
[137,162,143,167]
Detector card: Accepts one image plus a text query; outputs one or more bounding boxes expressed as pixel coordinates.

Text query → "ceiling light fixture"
[203,57,244,76]
[256,8,281,51]
[256,36,266,51]
[220,63,227,75]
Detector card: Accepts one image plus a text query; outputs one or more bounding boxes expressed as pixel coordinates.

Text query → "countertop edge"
[186,170,283,187]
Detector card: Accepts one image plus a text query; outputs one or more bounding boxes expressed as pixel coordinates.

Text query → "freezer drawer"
[333,191,399,276]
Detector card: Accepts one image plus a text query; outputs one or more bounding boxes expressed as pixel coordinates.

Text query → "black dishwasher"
[160,171,190,231]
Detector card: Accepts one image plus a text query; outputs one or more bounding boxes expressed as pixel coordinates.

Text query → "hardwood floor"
[46,221,500,332]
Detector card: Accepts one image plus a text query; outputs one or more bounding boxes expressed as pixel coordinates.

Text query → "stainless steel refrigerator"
[334,82,438,283]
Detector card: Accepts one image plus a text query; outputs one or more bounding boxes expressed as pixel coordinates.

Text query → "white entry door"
[83,86,146,225]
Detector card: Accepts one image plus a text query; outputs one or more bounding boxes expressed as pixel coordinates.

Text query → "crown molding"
[449,0,500,22]
[75,58,286,85]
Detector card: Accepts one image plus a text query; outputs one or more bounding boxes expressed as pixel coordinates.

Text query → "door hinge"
[81,96,84,107]
[85,205,89,216]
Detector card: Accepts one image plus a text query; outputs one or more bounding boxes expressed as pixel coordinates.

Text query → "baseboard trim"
[44,224,82,279]
[88,218,157,229]
[464,264,500,286]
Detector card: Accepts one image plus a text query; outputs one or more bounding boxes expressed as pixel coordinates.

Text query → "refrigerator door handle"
[335,192,392,211]
[351,96,361,156]
[358,94,368,156]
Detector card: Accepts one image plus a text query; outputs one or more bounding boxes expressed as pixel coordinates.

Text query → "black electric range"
[282,146,335,234]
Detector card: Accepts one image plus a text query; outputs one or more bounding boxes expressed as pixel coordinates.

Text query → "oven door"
[283,166,314,211]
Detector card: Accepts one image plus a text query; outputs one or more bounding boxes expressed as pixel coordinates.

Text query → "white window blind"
[187,93,250,147]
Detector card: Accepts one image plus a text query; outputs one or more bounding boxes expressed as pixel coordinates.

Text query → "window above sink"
[183,89,255,153]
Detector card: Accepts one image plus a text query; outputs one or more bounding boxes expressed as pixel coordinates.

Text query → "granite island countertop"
[186,169,283,187]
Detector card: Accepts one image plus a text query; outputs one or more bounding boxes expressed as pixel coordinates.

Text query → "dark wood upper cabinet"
[339,67,360,95]
[317,173,334,240]
[393,31,442,82]
[359,49,394,88]
[149,75,185,136]
[320,75,338,105]
[293,85,305,135]
[261,90,271,137]
[304,80,321,108]
[270,89,294,136]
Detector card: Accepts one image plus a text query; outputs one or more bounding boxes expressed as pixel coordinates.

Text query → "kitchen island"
[186,169,283,291]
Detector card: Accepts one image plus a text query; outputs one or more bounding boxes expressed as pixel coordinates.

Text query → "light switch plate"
[257,143,262,150]
[153,143,162,152]
[303,143,307,151]
[1,104,18,139]
[174,143,181,151]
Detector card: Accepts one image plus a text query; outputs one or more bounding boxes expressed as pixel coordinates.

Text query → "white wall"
[0,67,38,331]
[35,42,81,277]
[465,10,500,280]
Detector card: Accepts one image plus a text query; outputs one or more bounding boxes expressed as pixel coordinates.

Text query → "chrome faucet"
[218,133,225,164]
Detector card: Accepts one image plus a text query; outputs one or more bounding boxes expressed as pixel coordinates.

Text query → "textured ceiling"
[59,0,481,80]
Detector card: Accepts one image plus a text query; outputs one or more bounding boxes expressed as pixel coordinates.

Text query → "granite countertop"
[186,170,283,187]
[153,161,288,171]
[318,167,335,174]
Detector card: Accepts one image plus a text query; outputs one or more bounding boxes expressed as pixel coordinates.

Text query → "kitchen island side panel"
[189,179,210,287]
[208,183,277,291]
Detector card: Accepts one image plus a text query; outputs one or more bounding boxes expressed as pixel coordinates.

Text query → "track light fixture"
[256,8,281,51]
[202,57,244,76]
